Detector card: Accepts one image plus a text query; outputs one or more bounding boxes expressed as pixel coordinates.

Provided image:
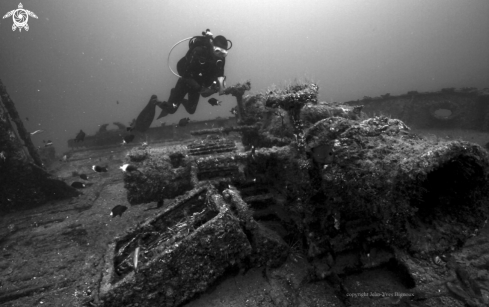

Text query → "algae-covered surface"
[1,136,489,306]
[0,146,162,306]
[2,82,489,306]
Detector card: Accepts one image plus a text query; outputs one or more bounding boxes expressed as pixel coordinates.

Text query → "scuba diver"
[156,29,232,119]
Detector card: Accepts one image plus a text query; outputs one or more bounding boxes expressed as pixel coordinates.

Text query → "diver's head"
[212,35,230,59]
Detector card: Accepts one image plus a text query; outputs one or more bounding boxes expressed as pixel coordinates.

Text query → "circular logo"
[13,9,28,28]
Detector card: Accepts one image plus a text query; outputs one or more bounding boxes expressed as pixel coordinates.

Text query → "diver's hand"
[217,76,226,95]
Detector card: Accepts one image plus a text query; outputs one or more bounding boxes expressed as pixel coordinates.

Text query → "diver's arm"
[215,59,226,95]
[217,76,226,95]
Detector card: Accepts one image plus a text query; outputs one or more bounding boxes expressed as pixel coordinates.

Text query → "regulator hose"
[167,37,193,78]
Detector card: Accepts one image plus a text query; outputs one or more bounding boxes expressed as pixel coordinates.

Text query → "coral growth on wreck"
[106,80,489,307]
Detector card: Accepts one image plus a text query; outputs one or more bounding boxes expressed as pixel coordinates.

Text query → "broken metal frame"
[0,79,43,167]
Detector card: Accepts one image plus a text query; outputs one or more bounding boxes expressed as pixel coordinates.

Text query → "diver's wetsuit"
[157,37,225,118]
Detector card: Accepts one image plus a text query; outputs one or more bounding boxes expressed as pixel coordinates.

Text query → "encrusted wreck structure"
[344,87,489,130]
[98,81,489,306]
[0,80,78,212]
[67,118,237,149]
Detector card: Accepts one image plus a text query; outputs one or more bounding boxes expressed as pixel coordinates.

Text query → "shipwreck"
[67,117,237,150]
[0,80,79,212]
[96,81,489,307]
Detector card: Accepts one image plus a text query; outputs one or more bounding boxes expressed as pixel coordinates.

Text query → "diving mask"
[213,46,228,58]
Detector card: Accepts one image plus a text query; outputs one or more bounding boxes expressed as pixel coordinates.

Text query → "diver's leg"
[159,89,181,115]
[168,78,188,104]
[182,91,200,114]
[157,79,188,119]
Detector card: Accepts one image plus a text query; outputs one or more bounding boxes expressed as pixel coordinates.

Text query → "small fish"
[178,117,190,127]
[116,100,119,104]
[92,165,108,172]
[432,255,444,266]
[71,182,86,189]
[30,129,44,135]
[25,117,29,121]
[62,155,67,162]
[74,130,86,142]
[156,199,164,208]
[230,107,238,116]
[122,134,135,144]
[160,122,166,127]
[120,164,138,172]
[110,205,128,218]
[250,145,256,160]
[79,174,89,180]
[133,246,140,269]
[334,217,340,230]
[44,140,53,147]
[208,98,222,106]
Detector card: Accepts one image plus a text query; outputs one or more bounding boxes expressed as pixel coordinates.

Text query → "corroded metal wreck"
[67,117,237,149]
[98,81,489,307]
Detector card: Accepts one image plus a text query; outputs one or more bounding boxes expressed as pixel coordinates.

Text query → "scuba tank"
[167,29,232,78]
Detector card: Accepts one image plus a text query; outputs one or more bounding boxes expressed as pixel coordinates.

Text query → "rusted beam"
[0,79,43,167]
